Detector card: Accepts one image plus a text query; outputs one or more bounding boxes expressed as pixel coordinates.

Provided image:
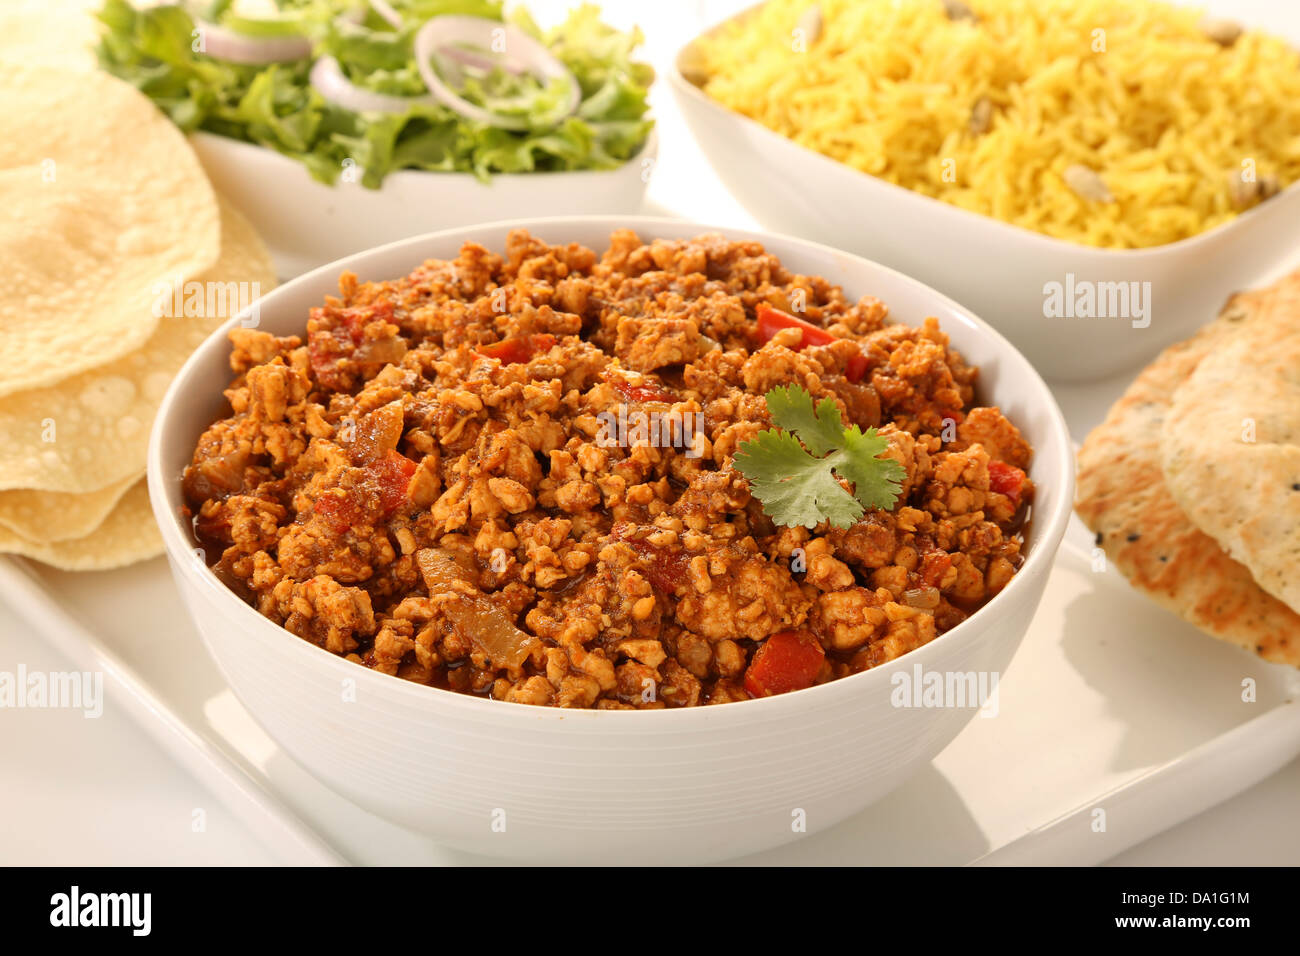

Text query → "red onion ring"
[309,55,436,114]
[194,19,311,64]
[437,43,526,76]
[413,15,579,130]
[368,0,404,29]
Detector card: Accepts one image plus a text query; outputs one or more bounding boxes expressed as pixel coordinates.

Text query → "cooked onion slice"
[309,55,436,114]
[413,15,579,130]
[416,549,540,670]
[194,19,311,64]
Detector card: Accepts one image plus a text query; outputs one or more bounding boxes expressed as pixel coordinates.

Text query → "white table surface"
[3,0,1299,866]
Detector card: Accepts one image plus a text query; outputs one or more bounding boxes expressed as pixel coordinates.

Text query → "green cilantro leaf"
[836,426,907,511]
[731,429,867,529]
[733,385,907,529]
[765,384,846,457]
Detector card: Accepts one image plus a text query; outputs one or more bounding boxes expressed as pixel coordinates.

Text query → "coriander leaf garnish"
[733,385,906,529]
[732,429,869,530]
[834,427,907,510]
[765,383,845,456]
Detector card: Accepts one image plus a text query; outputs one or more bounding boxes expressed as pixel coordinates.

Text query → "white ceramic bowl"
[147,216,1074,865]
[190,130,658,278]
[669,20,1300,383]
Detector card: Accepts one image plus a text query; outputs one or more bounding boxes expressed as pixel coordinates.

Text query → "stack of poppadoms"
[1077,272,1300,668]
[0,62,275,570]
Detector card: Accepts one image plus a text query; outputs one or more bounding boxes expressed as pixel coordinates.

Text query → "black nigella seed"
[1126,533,1140,542]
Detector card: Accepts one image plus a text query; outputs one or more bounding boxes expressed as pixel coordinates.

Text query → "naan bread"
[1161,272,1300,616]
[1077,298,1300,666]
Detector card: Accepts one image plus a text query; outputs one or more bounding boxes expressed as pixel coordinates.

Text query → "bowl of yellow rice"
[671,0,1300,380]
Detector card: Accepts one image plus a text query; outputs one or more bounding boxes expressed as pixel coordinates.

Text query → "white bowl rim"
[190,125,658,188]
[147,213,1075,723]
[667,10,1298,260]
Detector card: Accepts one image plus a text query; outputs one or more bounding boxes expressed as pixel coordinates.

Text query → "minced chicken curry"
[183,229,1033,708]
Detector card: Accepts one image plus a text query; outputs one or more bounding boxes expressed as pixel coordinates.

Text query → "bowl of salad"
[98,0,657,276]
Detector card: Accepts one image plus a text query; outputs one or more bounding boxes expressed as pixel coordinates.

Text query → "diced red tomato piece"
[920,551,953,589]
[367,450,418,516]
[602,368,677,405]
[988,461,1027,507]
[743,629,826,698]
[340,310,367,343]
[639,549,687,593]
[307,301,395,390]
[611,523,688,593]
[612,380,676,405]
[756,303,836,348]
[313,490,361,534]
[476,333,557,365]
[755,304,866,383]
[307,335,347,387]
[313,451,416,533]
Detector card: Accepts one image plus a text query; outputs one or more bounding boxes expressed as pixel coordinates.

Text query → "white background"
[2,0,1299,865]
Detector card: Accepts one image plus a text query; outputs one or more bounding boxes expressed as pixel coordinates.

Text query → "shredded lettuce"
[195,0,337,37]
[95,0,654,187]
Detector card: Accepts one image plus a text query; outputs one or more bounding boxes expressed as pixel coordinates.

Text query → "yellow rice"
[694,0,1300,248]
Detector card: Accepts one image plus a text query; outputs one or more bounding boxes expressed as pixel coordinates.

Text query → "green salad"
[96,0,654,187]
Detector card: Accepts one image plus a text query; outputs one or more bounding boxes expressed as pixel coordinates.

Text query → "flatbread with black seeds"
[1077,295,1300,666]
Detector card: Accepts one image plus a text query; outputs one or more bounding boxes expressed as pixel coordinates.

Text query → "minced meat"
[182,229,1032,708]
